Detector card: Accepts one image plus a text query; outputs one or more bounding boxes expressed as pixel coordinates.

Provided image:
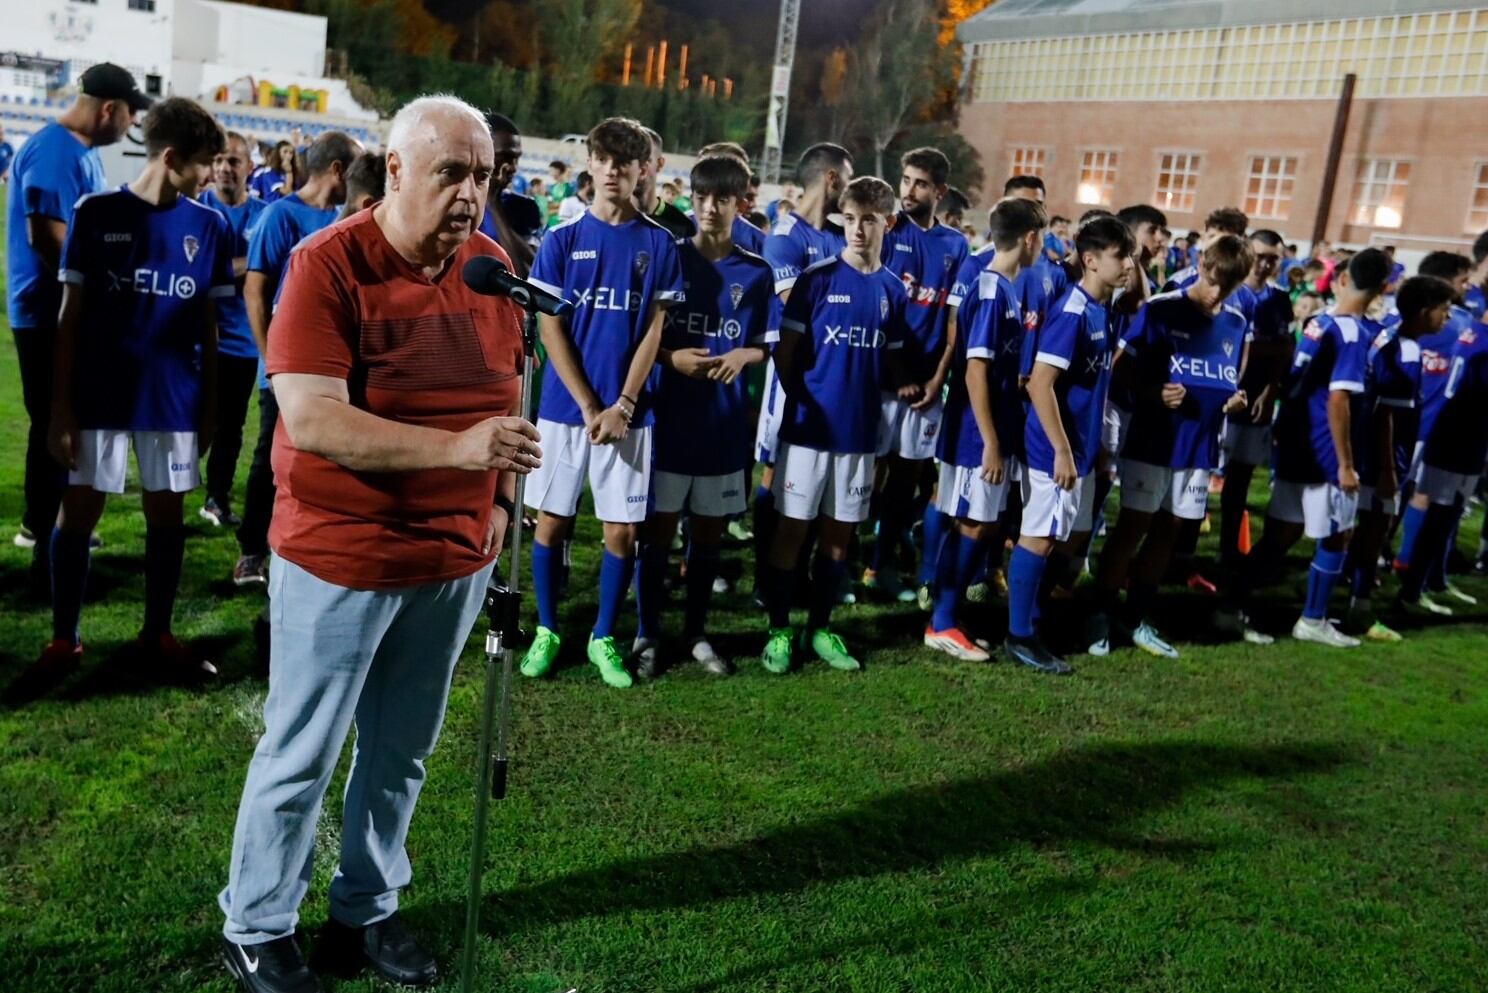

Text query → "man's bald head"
[382,94,496,264]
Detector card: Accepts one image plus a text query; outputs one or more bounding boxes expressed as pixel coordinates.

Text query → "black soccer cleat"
[1003,636,1075,676]
[312,912,439,988]
[221,934,323,993]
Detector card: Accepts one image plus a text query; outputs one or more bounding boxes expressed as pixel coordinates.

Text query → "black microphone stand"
[459,304,538,993]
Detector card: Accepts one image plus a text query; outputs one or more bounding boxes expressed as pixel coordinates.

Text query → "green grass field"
[1,183,1486,992]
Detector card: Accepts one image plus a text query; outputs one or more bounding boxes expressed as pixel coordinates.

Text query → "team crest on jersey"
[183,235,200,263]
[729,283,744,309]
[1222,338,1234,358]
[880,294,889,319]
[943,253,955,272]
[634,251,650,277]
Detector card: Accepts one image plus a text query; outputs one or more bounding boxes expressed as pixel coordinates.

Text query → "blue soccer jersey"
[1163,265,1200,293]
[1420,322,1488,474]
[200,189,268,360]
[60,188,234,431]
[1273,313,1371,485]
[1362,324,1422,481]
[6,121,108,329]
[1025,285,1114,478]
[529,211,685,427]
[732,215,766,255]
[881,214,969,381]
[1016,256,1071,379]
[1414,306,1474,444]
[940,268,1025,468]
[1466,284,1486,322]
[1120,291,1247,470]
[653,243,776,476]
[763,211,846,295]
[778,257,908,454]
[249,167,288,203]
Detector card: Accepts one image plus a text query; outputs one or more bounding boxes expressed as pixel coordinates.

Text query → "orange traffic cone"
[1237,509,1252,556]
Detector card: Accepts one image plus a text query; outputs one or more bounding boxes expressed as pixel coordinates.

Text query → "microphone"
[462,255,572,317]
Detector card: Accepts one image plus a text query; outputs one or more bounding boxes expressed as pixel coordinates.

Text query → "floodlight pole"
[760,0,801,185]
[1311,72,1356,247]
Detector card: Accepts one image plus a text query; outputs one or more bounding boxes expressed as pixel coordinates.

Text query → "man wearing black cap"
[5,63,150,593]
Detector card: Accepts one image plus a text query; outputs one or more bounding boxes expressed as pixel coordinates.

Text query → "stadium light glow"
[1374,205,1403,228]
[1076,182,1102,205]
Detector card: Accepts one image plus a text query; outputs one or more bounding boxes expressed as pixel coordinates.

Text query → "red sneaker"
[923,625,991,661]
[1185,572,1219,596]
[138,632,218,678]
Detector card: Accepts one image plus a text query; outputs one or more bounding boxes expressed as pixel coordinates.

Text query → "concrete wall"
[959,94,1486,250]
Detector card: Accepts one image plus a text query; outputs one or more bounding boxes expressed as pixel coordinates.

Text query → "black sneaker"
[312,913,438,988]
[201,497,244,528]
[221,935,322,993]
[1003,636,1075,676]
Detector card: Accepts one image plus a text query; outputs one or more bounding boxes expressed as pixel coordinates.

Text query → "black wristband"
[493,494,516,518]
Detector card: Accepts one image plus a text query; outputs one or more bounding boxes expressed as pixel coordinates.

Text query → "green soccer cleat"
[520,626,561,678]
[809,629,862,671]
[1364,620,1404,643]
[762,627,794,674]
[588,635,634,688]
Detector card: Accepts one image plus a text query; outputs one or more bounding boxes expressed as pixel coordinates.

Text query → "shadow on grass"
[432,739,1349,944]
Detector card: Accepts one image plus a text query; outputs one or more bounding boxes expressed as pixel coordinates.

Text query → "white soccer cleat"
[1132,622,1180,659]
[923,625,991,662]
[1441,582,1478,606]
[1291,616,1361,649]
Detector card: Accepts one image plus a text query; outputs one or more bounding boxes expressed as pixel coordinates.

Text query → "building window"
[1467,163,1488,234]
[1244,156,1298,221]
[1009,146,1046,179]
[1077,150,1118,206]
[1350,158,1410,229]
[128,0,155,9]
[1154,153,1201,214]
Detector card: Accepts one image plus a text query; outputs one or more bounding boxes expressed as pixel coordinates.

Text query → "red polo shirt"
[266,209,524,589]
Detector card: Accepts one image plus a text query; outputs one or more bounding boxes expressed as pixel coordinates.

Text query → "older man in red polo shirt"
[218,95,541,993]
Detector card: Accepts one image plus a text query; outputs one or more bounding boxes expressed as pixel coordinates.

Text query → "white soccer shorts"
[1221,422,1273,467]
[652,469,748,517]
[1270,479,1359,539]
[771,441,874,523]
[523,419,651,524]
[753,361,787,464]
[1020,468,1095,542]
[935,458,1020,524]
[1409,462,1478,507]
[1101,401,1131,457]
[877,392,943,461]
[69,429,200,494]
[1118,459,1211,521]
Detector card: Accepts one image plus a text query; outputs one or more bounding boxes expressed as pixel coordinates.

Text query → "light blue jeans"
[219,556,493,945]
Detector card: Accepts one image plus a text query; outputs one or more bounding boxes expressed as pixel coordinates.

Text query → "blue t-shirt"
[940,267,1025,467]
[60,188,234,431]
[199,189,268,360]
[1466,285,1486,322]
[1025,285,1114,478]
[6,121,108,329]
[1120,291,1247,470]
[247,192,339,289]
[763,211,846,294]
[1363,324,1422,480]
[1273,312,1371,485]
[778,257,908,454]
[1420,322,1488,474]
[0,141,13,180]
[249,167,288,203]
[653,243,776,476]
[880,214,968,381]
[529,211,685,427]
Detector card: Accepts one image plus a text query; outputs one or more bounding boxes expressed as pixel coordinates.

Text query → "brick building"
[956,0,1488,254]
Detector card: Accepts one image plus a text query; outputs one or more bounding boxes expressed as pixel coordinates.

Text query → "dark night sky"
[657,0,879,48]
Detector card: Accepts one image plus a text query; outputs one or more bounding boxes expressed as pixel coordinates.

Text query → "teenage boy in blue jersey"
[1218,230,1294,570]
[199,130,269,528]
[1343,276,1453,640]
[1004,216,1135,675]
[6,63,144,589]
[1234,248,1392,648]
[1089,234,1257,659]
[754,143,853,599]
[521,117,685,689]
[696,142,766,255]
[231,131,359,587]
[632,154,773,678]
[760,176,911,673]
[28,98,233,685]
[924,195,1046,661]
[1163,207,1249,292]
[866,147,969,602]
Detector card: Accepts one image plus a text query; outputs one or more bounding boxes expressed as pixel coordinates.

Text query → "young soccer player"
[632,154,773,677]
[1238,248,1393,647]
[33,98,232,682]
[924,195,1046,660]
[866,147,969,602]
[760,176,910,673]
[522,117,684,689]
[1163,207,1249,292]
[1089,234,1256,658]
[755,143,853,598]
[1219,230,1295,570]
[1003,216,1136,675]
[1343,276,1454,640]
